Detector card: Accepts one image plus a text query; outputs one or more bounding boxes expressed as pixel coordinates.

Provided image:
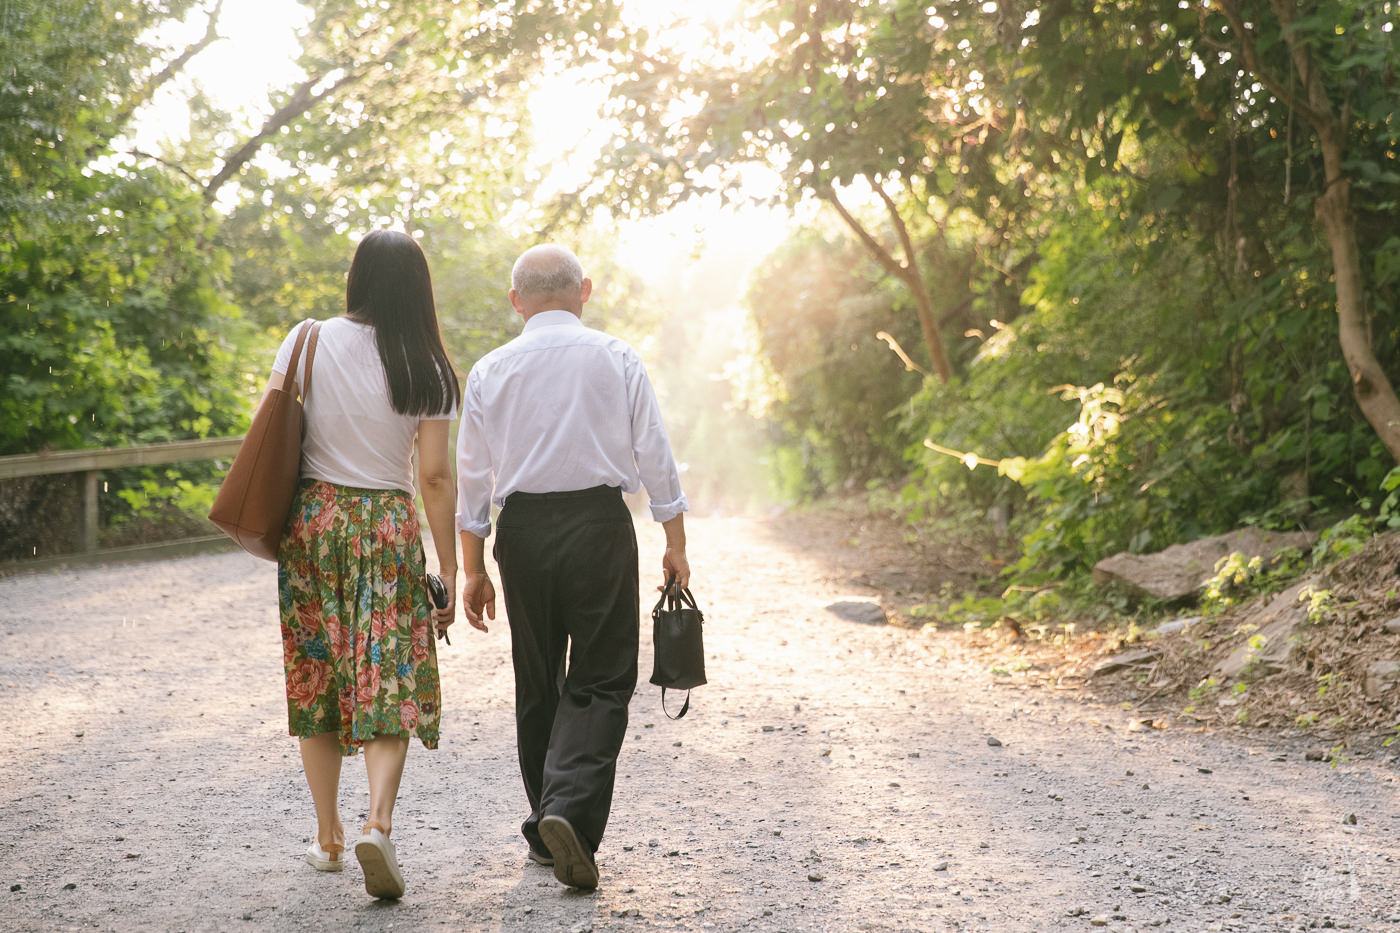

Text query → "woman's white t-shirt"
[273,317,457,495]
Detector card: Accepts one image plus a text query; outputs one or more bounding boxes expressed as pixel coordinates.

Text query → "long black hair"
[345,230,460,417]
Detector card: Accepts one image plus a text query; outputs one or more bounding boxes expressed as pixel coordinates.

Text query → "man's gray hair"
[512,244,584,296]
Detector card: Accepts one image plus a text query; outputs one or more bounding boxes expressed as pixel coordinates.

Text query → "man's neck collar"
[522,308,583,331]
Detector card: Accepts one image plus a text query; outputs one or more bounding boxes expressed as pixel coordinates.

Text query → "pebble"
[10,884,20,892]
[807,872,824,882]
[987,736,1003,747]
[1090,917,1109,927]
[1343,813,1357,825]
[932,861,949,871]
[569,921,594,933]
[62,883,76,891]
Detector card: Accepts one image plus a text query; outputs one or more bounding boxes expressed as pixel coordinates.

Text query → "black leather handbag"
[649,576,707,719]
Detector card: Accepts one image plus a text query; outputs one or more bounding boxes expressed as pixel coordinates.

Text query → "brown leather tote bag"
[209,320,321,560]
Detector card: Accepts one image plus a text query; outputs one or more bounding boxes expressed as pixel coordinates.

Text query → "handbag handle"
[652,573,701,618]
[281,320,322,402]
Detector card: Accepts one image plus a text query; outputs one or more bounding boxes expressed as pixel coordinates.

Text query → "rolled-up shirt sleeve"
[455,369,495,538]
[626,352,688,523]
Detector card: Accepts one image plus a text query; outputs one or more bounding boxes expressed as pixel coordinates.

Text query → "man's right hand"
[662,546,690,591]
[461,571,496,632]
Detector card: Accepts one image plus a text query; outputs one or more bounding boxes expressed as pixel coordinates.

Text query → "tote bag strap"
[302,322,321,401]
[281,320,322,402]
[661,687,691,720]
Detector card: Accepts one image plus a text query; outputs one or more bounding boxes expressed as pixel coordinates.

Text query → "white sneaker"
[354,827,405,899]
[305,840,344,872]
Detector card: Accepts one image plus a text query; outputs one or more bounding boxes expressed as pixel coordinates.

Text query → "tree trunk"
[1314,135,1400,462]
[1214,0,1400,463]
[820,186,955,383]
[1269,0,1400,464]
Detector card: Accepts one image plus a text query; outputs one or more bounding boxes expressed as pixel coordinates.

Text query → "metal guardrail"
[0,436,244,572]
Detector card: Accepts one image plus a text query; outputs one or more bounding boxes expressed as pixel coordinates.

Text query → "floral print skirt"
[277,479,441,754]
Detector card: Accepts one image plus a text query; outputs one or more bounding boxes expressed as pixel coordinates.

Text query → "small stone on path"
[824,600,887,625]
[987,736,1003,747]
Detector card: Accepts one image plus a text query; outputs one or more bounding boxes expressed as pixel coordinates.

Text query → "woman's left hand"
[433,569,457,641]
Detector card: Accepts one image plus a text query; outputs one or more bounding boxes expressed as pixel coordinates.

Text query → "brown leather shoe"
[538,815,598,890]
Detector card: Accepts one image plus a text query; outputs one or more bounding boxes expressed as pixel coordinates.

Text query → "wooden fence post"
[82,469,99,554]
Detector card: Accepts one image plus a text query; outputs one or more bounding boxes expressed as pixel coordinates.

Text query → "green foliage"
[1297,585,1338,626]
[676,0,1400,586]
[1189,677,1219,703]
[1,2,248,457]
[745,225,924,499]
[1377,468,1400,530]
[1200,548,1307,615]
[1310,514,1374,568]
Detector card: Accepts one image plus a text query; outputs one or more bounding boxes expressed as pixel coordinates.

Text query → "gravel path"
[1,514,1398,932]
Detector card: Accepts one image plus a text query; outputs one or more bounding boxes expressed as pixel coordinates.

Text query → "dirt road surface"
[2,514,1398,932]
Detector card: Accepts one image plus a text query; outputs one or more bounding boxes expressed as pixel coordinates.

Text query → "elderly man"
[456,244,690,890]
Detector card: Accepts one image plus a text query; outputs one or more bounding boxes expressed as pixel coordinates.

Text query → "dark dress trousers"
[493,485,639,854]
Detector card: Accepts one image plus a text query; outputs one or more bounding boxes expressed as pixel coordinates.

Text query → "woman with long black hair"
[270,229,460,899]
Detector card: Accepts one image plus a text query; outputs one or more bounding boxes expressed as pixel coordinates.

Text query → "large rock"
[1365,660,1400,699]
[1093,528,1315,601]
[1212,582,1310,681]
